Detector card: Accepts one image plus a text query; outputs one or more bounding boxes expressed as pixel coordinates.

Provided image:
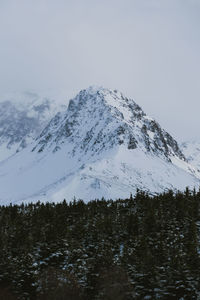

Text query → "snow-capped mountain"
[181,141,200,170]
[33,87,184,160]
[0,91,67,161]
[0,86,199,204]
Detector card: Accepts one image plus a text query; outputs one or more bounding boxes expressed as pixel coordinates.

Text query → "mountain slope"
[0,91,67,161]
[0,87,199,204]
[181,141,200,170]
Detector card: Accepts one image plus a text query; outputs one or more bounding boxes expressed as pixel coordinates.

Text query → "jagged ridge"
[33,86,185,161]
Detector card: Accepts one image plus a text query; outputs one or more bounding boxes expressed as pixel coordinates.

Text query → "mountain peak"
[75,85,139,109]
[33,87,185,162]
[80,85,119,95]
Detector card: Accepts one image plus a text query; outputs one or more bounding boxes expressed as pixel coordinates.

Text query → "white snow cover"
[181,141,200,171]
[0,86,199,204]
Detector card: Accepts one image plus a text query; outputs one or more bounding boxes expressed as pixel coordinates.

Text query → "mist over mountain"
[0,91,67,161]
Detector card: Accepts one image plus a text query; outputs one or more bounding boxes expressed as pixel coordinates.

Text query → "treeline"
[0,188,200,299]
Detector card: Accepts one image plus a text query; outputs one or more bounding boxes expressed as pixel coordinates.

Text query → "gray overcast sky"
[0,0,199,141]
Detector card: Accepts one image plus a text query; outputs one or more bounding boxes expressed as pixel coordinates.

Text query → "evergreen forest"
[1,189,200,299]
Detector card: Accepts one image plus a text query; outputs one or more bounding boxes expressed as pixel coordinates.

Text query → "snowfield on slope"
[0,144,198,204]
[181,141,200,170]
